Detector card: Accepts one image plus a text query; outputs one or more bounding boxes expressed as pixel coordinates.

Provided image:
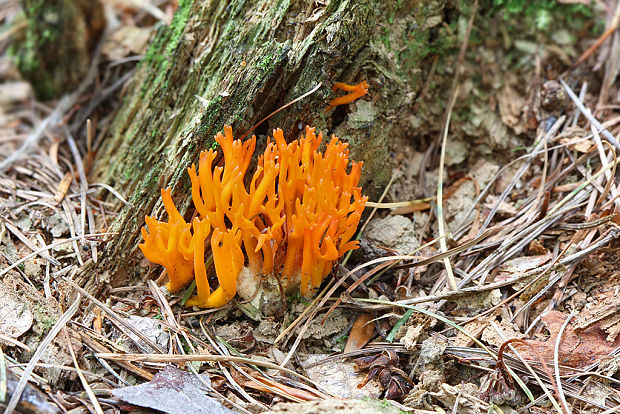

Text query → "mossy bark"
[15,0,105,99]
[88,0,453,289]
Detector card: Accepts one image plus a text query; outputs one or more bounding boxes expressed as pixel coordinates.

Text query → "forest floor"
[2,1,620,413]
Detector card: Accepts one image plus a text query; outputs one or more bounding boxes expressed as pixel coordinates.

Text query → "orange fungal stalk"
[327,81,369,110]
[139,125,367,308]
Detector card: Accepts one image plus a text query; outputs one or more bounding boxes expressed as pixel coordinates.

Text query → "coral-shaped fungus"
[139,126,367,308]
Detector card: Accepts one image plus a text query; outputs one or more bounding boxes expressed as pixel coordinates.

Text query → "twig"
[511,228,619,321]
[238,83,322,141]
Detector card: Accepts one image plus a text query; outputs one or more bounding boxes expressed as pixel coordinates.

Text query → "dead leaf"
[497,83,526,134]
[112,365,234,414]
[483,194,517,217]
[560,137,593,153]
[481,318,524,348]
[102,26,152,61]
[0,82,31,106]
[574,291,620,341]
[556,126,590,152]
[0,292,33,340]
[527,239,547,255]
[304,354,381,399]
[344,313,374,353]
[495,254,552,282]
[455,317,493,347]
[514,310,620,369]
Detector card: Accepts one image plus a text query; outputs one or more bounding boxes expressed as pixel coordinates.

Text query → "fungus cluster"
[140,126,367,308]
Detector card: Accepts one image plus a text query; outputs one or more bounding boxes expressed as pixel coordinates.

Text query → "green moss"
[165,0,193,57]
[38,313,57,332]
[141,0,194,97]
[258,52,275,72]
[33,303,57,338]
[11,16,53,98]
[197,95,224,140]
[360,397,408,414]
[12,0,85,99]
[489,0,595,33]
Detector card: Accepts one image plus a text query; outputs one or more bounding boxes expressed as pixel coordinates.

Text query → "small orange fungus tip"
[139,125,367,308]
[327,81,369,110]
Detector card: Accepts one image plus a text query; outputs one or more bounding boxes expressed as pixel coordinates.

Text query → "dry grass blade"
[146,280,255,412]
[64,129,88,247]
[365,197,435,209]
[0,334,30,353]
[322,228,496,319]
[65,278,165,354]
[197,321,268,414]
[512,229,619,322]
[437,83,460,291]
[3,221,59,266]
[88,183,133,206]
[244,375,328,402]
[592,132,618,207]
[547,153,620,216]
[572,3,620,68]
[0,347,6,404]
[238,82,322,141]
[96,353,315,382]
[63,327,104,414]
[560,78,620,149]
[79,332,154,381]
[479,116,565,235]
[0,232,114,278]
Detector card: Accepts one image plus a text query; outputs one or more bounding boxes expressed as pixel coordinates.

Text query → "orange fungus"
[139,125,367,308]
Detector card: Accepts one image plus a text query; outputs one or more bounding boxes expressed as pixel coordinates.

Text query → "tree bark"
[87,0,451,289]
[16,0,105,99]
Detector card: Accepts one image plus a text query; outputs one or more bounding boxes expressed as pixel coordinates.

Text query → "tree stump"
[88,0,452,290]
[15,0,105,99]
